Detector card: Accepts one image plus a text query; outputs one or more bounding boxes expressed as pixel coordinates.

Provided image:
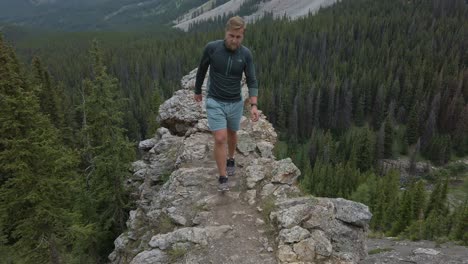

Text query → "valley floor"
[361,238,468,264]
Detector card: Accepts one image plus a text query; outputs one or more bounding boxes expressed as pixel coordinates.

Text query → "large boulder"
[271,197,372,263]
[156,89,206,135]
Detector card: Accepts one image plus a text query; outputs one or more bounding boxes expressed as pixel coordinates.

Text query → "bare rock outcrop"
[174,0,339,32]
[109,69,372,264]
[378,158,433,179]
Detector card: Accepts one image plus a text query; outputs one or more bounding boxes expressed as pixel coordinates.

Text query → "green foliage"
[350,182,371,205]
[156,214,176,235]
[384,119,394,158]
[395,125,408,155]
[0,33,84,263]
[8,0,467,162]
[354,172,460,243]
[391,190,412,235]
[368,248,394,255]
[78,39,136,259]
[355,126,376,171]
[160,171,172,184]
[453,106,468,156]
[450,201,468,244]
[260,195,277,226]
[168,246,188,262]
[423,134,452,165]
[406,105,420,146]
[146,82,163,136]
[411,181,427,221]
[274,141,289,160]
[445,162,468,177]
[1,0,466,257]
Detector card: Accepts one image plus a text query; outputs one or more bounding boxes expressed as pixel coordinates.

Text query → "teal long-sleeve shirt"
[195,40,258,102]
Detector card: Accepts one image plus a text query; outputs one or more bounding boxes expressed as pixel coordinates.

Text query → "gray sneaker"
[226,158,235,177]
[218,176,229,191]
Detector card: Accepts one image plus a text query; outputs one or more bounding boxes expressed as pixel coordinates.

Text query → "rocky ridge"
[108,68,372,263]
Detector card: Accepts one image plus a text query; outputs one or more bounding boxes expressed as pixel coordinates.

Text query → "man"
[194,16,259,191]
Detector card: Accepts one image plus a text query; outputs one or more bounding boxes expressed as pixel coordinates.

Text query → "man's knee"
[213,131,227,144]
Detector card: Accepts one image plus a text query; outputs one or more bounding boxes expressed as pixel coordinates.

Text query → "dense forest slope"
[1,0,466,262]
[0,0,337,31]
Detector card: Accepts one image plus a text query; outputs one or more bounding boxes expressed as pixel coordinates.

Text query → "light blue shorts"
[205,97,244,131]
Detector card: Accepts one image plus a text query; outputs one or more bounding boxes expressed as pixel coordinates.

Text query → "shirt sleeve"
[244,48,258,97]
[195,43,211,94]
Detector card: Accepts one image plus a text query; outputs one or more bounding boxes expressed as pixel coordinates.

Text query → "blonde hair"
[225,16,246,31]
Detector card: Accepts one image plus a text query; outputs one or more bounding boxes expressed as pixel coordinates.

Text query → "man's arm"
[244,48,258,99]
[244,48,259,122]
[195,44,211,95]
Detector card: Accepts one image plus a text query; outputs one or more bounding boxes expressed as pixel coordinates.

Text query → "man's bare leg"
[227,129,237,159]
[213,129,228,177]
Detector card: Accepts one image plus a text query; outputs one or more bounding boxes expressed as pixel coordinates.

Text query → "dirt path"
[175,159,278,263]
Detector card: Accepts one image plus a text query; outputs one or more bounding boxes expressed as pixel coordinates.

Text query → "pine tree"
[288,94,299,143]
[384,118,394,158]
[0,34,82,263]
[355,95,365,126]
[373,85,386,130]
[341,84,353,131]
[356,126,374,172]
[350,182,371,205]
[453,105,468,156]
[31,57,64,130]
[376,123,385,160]
[382,170,400,232]
[391,189,412,235]
[423,93,440,146]
[426,176,449,218]
[314,89,321,129]
[406,104,420,146]
[450,200,468,245]
[411,180,427,221]
[305,86,315,133]
[371,178,385,230]
[80,40,136,257]
[146,81,163,137]
[425,135,451,165]
[300,151,314,193]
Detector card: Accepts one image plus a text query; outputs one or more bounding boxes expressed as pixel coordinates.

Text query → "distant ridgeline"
[0,0,208,31]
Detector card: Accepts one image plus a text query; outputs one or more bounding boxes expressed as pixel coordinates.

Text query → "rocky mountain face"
[0,0,197,31]
[108,69,372,263]
[378,159,434,183]
[29,0,59,5]
[1,0,338,31]
[174,0,338,31]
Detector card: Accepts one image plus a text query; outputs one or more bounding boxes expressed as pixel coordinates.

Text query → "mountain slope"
[174,0,338,31]
[0,0,207,31]
[0,0,338,31]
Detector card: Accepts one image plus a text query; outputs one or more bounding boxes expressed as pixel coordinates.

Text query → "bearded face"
[224,28,244,51]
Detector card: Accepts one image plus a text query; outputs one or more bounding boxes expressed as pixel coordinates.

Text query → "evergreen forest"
[1,0,467,262]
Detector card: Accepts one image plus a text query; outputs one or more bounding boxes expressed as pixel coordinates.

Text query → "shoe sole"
[217,184,230,192]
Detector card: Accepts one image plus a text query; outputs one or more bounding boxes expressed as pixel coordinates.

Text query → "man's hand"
[251,106,259,122]
[194,94,202,103]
